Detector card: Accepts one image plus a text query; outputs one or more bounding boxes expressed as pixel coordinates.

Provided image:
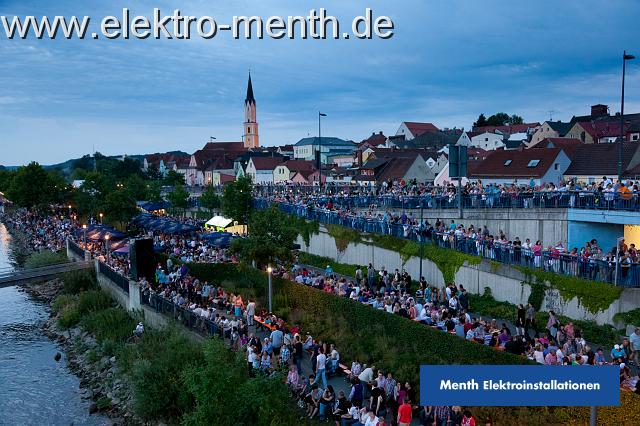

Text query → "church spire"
[245,73,255,105]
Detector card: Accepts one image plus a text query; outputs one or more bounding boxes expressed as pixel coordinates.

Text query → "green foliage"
[163,170,185,187]
[58,304,81,328]
[293,218,319,247]
[104,189,138,228]
[77,290,113,316]
[468,288,617,348]
[199,184,221,212]
[24,251,67,268]
[61,270,97,294]
[371,233,480,282]
[231,205,299,267]
[6,162,69,208]
[221,175,253,222]
[96,397,113,410]
[166,184,189,214]
[326,223,362,252]
[129,327,203,422]
[182,339,298,426]
[280,280,528,384]
[527,281,546,311]
[613,308,640,328]
[82,307,137,343]
[298,252,365,278]
[519,267,622,314]
[52,294,78,314]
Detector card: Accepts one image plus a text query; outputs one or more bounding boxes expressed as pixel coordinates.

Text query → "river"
[0,222,108,426]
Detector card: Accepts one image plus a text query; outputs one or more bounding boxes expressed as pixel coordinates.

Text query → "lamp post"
[68,205,72,218]
[82,224,87,248]
[105,234,111,264]
[618,51,636,181]
[99,213,104,225]
[419,200,425,281]
[267,265,273,313]
[210,136,216,142]
[318,112,327,191]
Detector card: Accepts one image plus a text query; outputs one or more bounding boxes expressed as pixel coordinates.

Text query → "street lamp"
[99,213,104,225]
[210,136,216,142]
[318,112,327,191]
[105,234,111,263]
[82,224,87,248]
[266,265,273,313]
[618,50,636,181]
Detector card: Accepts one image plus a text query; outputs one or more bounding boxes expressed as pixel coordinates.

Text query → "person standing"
[525,303,537,338]
[516,304,526,336]
[246,298,255,327]
[316,347,328,389]
[630,327,640,365]
[397,398,412,426]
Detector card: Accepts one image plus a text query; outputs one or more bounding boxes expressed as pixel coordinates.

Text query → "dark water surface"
[0,223,108,426]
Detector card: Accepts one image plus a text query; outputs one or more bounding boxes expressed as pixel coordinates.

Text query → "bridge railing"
[98,261,130,294]
[257,200,640,288]
[255,191,640,212]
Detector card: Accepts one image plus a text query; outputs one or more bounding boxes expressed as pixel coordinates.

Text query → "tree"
[163,170,185,186]
[146,181,163,203]
[473,113,487,128]
[230,205,298,267]
[7,162,62,208]
[0,169,15,193]
[166,184,189,216]
[103,189,137,229]
[509,114,524,125]
[221,176,253,223]
[145,164,162,181]
[124,174,148,201]
[199,185,221,214]
[478,112,526,127]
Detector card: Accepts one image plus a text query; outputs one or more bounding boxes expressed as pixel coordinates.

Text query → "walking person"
[525,303,538,338]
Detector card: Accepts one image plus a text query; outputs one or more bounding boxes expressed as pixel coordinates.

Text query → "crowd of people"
[253,195,640,286]
[4,203,640,425]
[254,177,640,208]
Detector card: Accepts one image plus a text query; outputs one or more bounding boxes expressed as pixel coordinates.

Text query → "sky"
[1,0,640,165]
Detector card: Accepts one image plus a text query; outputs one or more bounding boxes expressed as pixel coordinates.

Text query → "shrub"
[130,327,203,421]
[24,251,67,268]
[77,290,112,316]
[181,338,298,426]
[51,294,78,314]
[61,270,97,294]
[613,308,640,328]
[58,305,81,328]
[82,307,137,343]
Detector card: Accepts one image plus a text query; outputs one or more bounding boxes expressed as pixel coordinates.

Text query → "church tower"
[243,73,259,149]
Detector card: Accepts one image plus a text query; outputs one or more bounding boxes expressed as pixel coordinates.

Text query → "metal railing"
[142,292,227,338]
[68,239,85,258]
[257,199,640,288]
[98,261,130,294]
[254,191,640,212]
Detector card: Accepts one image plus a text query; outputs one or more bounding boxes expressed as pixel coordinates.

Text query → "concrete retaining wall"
[298,227,640,326]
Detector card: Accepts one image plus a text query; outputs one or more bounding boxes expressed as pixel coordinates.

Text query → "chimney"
[591,104,608,117]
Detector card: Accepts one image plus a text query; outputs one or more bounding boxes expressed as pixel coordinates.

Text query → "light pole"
[267,265,273,313]
[99,213,104,225]
[105,234,111,264]
[419,200,424,281]
[82,224,87,248]
[210,136,216,142]
[318,112,327,191]
[618,51,636,181]
[68,205,72,218]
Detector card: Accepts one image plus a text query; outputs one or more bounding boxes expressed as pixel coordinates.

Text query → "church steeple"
[245,73,255,105]
[243,72,259,149]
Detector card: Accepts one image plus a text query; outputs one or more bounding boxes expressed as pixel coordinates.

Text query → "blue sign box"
[420,365,620,407]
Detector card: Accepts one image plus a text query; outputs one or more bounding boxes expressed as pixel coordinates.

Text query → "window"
[485,137,489,142]
[554,163,559,170]
[247,127,251,133]
[527,159,540,168]
[504,160,512,166]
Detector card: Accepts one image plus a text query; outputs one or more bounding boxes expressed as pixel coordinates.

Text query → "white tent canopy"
[205,215,233,228]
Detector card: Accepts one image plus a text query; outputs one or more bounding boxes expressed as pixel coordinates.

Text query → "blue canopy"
[131,213,199,234]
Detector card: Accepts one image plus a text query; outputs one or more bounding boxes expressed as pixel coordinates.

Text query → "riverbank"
[21,277,138,425]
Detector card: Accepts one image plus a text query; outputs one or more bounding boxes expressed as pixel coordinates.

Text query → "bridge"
[0,261,94,288]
